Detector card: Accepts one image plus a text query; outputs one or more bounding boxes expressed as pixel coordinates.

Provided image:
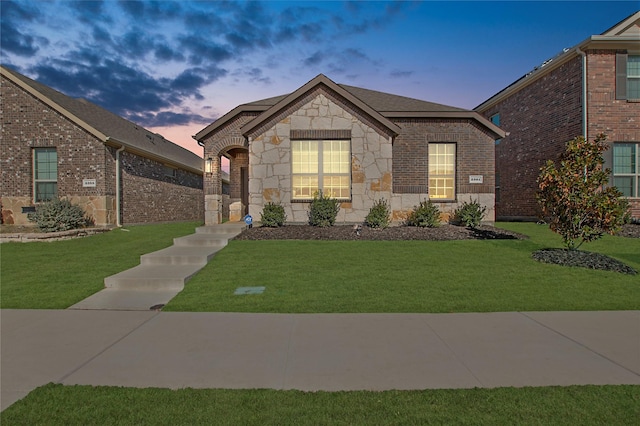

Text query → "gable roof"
[1,65,202,173]
[196,74,504,140]
[240,74,403,137]
[475,11,640,112]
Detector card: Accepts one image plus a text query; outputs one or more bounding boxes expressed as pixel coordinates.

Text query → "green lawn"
[0,222,201,309]
[2,383,638,425]
[165,223,640,313]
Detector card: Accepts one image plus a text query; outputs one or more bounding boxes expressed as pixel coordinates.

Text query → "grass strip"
[2,383,638,425]
[0,222,201,309]
[165,223,640,313]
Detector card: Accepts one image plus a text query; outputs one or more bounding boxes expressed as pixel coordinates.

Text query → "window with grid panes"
[428,143,455,200]
[291,140,350,200]
[33,148,58,202]
[613,143,639,198]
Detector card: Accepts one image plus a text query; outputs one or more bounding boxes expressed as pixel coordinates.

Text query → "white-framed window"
[613,143,639,198]
[428,143,456,200]
[616,53,640,100]
[292,139,350,200]
[33,147,57,202]
[627,55,640,100]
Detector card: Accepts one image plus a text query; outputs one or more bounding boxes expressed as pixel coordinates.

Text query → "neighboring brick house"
[195,74,504,225]
[476,11,640,221]
[1,65,204,226]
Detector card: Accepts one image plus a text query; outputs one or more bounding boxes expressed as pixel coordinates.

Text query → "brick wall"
[1,75,113,224]
[120,151,203,224]
[392,119,495,195]
[1,74,204,226]
[587,49,640,218]
[481,56,583,220]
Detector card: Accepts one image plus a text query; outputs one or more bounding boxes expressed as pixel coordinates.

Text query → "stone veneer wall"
[248,92,393,223]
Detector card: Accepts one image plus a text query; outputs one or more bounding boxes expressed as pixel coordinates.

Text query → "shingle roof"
[196,74,502,140]
[242,83,466,113]
[1,65,202,173]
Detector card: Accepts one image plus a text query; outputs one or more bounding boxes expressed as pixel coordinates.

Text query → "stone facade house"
[475,11,640,221]
[1,65,204,226]
[196,74,504,225]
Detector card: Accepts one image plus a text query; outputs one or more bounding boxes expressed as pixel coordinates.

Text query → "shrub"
[260,202,287,227]
[28,198,91,232]
[537,134,629,250]
[308,191,340,227]
[405,199,441,228]
[365,198,391,229]
[451,198,487,229]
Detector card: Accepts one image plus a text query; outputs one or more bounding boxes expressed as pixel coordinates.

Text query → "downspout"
[115,144,125,227]
[575,47,587,137]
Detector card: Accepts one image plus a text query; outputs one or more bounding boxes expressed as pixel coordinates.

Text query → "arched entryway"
[203,135,249,225]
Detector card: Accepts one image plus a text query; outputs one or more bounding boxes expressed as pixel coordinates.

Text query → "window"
[490,113,502,145]
[616,54,640,100]
[613,143,639,197]
[428,143,455,200]
[292,140,350,200]
[33,148,57,202]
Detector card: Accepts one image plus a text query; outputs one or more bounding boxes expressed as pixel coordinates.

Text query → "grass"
[165,223,640,313]
[0,222,201,309]
[2,383,638,425]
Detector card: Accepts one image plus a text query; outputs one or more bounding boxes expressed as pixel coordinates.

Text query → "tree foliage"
[536,134,629,250]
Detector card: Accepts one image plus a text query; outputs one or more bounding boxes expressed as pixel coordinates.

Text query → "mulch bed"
[532,248,637,275]
[232,224,527,241]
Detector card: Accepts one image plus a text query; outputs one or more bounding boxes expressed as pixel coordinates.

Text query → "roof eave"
[382,111,506,139]
[194,105,266,141]
[104,137,202,174]
[475,33,640,112]
[240,74,402,137]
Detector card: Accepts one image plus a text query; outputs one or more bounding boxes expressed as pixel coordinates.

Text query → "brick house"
[476,11,640,221]
[195,74,504,225]
[1,65,204,226]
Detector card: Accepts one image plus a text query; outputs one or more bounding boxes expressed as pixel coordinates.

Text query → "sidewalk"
[2,309,639,411]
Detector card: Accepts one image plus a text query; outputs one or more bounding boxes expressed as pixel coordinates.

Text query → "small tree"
[536,133,629,250]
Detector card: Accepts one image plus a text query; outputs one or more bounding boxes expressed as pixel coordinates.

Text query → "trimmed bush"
[406,200,441,228]
[365,198,391,229]
[308,191,340,227]
[451,198,487,229]
[260,202,287,227]
[27,198,92,232]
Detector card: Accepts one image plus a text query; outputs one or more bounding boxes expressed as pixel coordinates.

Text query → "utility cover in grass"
[234,286,266,295]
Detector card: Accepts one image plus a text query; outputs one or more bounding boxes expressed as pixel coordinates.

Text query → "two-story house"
[475,11,640,221]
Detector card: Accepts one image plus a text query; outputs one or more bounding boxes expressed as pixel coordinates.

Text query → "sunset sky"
[2,1,638,156]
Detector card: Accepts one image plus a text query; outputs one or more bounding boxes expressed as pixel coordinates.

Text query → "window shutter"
[616,53,627,100]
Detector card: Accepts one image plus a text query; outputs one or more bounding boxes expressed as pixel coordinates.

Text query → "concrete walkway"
[2,309,639,411]
[69,222,246,311]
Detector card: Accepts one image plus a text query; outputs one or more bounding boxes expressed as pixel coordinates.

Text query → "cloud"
[390,70,414,78]
[1,0,418,131]
[0,1,48,57]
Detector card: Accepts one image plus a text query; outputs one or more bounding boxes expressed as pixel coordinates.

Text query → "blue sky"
[2,1,638,155]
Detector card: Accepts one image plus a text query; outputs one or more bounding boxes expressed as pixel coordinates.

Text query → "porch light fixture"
[205,157,213,174]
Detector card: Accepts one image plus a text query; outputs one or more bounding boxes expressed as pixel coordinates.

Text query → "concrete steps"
[69,222,246,310]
